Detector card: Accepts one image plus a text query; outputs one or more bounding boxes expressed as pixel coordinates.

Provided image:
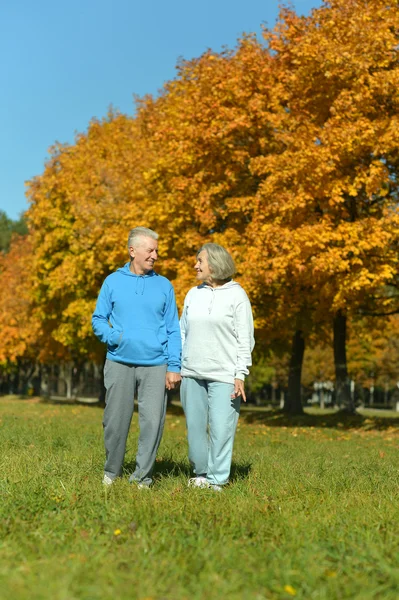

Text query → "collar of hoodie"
[202,282,236,313]
[117,262,157,295]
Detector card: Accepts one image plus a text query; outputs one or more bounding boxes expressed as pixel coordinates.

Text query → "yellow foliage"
[1,0,399,367]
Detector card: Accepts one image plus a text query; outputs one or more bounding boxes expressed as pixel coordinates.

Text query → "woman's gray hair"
[198,243,236,281]
[127,227,158,250]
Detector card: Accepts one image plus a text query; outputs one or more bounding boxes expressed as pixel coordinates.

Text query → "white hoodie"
[180,281,255,385]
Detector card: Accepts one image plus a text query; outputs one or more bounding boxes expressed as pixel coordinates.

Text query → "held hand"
[231,378,246,403]
[165,371,182,391]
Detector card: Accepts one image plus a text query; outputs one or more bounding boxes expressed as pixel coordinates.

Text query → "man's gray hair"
[197,243,236,281]
[127,227,159,250]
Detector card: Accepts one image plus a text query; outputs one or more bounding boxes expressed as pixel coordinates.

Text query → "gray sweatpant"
[103,359,167,486]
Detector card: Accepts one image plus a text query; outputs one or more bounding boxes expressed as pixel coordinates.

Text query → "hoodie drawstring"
[208,288,215,314]
[135,276,145,295]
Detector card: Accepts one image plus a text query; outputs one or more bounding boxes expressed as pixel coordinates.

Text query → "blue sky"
[1,0,321,220]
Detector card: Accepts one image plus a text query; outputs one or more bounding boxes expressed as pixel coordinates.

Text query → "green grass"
[0,396,398,600]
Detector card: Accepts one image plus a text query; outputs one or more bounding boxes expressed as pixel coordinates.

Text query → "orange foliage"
[25,112,153,361]
[0,0,398,376]
[247,0,399,328]
[135,36,278,307]
[0,235,41,363]
[347,315,399,387]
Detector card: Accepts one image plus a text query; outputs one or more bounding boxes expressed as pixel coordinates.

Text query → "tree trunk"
[333,310,356,413]
[271,383,276,404]
[284,330,305,415]
[65,363,73,399]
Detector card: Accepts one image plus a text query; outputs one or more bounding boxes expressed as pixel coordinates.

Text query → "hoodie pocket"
[114,328,164,361]
[107,328,123,350]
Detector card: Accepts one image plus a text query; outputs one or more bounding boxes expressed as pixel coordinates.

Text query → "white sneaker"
[102,474,114,486]
[137,483,151,490]
[210,484,223,492]
[188,476,210,489]
[129,477,151,489]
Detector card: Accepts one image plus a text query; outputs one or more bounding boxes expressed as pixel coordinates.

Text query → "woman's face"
[194,250,212,284]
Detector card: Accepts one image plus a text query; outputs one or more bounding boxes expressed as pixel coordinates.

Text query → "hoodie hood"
[200,280,241,313]
[116,262,158,295]
[201,280,240,290]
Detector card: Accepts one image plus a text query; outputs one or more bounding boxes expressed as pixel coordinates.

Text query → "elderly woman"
[180,243,255,491]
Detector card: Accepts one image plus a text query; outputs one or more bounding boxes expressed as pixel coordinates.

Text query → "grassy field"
[0,396,398,600]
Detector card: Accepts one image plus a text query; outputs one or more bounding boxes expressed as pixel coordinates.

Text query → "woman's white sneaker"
[188,476,209,489]
[210,484,223,492]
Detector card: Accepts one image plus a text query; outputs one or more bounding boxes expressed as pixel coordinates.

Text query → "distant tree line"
[0,210,28,253]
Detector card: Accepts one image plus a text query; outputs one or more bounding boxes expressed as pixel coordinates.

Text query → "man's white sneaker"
[129,477,151,489]
[102,474,114,486]
[188,476,210,489]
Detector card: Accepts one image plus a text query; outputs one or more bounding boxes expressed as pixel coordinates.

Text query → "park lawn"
[0,397,398,600]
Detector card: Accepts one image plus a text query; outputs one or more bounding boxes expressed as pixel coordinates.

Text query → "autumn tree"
[246,0,399,412]
[0,234,43,392]
[26,111,154,364]
[347,315,399,392]
[133,37,280,306]
[12,0,399,413]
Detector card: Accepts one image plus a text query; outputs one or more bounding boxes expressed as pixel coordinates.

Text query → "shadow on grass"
[0,394,102,406]
[123,457,252,483]
[167,400,399,431]
[40,397,83,406]
[123,457,191,480]
[166,402,185,416]
[239,406,399,431]
[9,395,397,433]
[230,461,252,482]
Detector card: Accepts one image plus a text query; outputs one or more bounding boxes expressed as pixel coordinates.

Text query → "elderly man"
[92,227,181,487]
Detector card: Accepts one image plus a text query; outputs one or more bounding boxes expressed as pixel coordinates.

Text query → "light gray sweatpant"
[103,359,167,486]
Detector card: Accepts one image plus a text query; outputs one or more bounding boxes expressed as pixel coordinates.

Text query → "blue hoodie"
[92,263,181,371]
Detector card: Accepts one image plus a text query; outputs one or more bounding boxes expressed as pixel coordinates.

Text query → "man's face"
[129,236,158,275]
